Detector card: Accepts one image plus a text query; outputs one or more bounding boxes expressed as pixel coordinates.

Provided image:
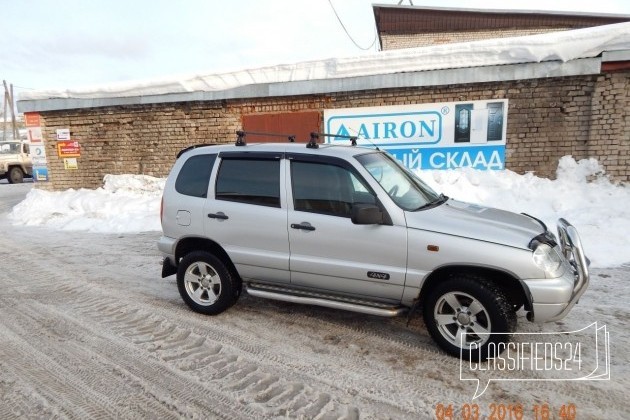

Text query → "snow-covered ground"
[8,155,630,268]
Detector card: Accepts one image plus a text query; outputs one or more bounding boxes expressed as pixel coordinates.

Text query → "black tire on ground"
[423,274,516,361]
[8,167,24,184]
[177,251,238,315]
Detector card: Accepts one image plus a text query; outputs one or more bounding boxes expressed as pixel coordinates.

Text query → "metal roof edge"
[602,49,630,61]
[17,58,602,113]
[371,3,630,20]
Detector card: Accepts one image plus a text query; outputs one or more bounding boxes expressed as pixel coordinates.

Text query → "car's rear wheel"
[8,167,24,184]
[177,251,237,315]
[423,274,516,361]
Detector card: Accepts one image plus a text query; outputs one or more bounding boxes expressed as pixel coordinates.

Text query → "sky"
[7,156,630,268]
[2,0,630,97]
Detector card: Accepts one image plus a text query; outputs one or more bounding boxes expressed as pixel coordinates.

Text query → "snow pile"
[421,156,629,267]
[8,157,630,267]
[19,22,630,101]
[9,175,165,233]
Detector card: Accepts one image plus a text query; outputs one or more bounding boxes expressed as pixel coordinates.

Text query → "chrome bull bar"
[557,218,590,304]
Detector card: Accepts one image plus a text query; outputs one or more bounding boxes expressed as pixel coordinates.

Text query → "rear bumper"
[158,236,177,277]
[524,219,590,322]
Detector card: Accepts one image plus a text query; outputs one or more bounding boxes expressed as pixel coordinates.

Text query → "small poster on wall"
[33,166,49,182]
[56,128,71,141]
[57,140,81,158]
[63,158,78,170]
[23,112,49,182]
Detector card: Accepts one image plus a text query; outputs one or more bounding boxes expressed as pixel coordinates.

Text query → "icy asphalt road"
[1,183,629,419]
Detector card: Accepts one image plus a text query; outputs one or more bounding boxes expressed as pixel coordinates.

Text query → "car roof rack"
[235,130,296,146]
[308,132,358,148]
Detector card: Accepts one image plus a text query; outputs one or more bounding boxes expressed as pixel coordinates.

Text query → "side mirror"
[351,204,383,225]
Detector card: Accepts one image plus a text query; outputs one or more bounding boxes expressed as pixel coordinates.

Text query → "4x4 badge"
[367,271,390,280]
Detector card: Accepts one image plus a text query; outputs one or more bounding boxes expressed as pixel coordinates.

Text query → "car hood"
[405,199,545,249]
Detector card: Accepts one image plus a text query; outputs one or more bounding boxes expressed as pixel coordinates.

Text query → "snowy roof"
[17,22,630,112]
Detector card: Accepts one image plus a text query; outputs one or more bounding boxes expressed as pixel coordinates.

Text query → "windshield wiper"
[413,193,448,211]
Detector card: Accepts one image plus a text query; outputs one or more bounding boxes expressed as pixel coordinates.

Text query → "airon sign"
[324,100,508,170]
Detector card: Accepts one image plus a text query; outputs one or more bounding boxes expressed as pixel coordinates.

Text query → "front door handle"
[291,222,315,231]
[208,212,229,220]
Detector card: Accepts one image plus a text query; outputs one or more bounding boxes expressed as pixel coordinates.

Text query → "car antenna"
[347,127,380,151]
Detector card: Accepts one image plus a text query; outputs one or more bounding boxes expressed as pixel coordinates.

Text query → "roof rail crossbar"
[235,129,296,144]
[309,132,358,147]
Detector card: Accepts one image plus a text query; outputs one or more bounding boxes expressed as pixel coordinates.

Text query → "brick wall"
[36,70,629,190]
[381,27,571,49]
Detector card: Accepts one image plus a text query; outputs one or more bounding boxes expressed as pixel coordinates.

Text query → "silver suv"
[158,133,589,360]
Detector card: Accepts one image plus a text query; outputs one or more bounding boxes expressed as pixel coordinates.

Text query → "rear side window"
[215,159,280,207]
[175,154,217,197]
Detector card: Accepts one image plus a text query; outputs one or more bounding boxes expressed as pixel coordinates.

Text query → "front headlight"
[532,243,564,277]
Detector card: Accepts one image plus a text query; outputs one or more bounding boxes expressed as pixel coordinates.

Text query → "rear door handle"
[208,212,229,220]
[291,222,315,231]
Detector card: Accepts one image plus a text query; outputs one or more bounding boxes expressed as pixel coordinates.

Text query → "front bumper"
[524,219,590,322]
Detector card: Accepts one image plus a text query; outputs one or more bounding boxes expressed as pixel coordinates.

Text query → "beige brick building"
[17,7,630,190]
[374,5,630,49]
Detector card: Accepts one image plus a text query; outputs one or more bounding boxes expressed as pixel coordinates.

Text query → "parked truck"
[0,141,32,183]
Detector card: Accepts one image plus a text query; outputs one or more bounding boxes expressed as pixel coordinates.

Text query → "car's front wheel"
[8,167,24,184]
[177,251,237,315]
[423,274,516,361]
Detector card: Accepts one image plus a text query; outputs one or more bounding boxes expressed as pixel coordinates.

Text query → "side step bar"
[245,286,406,317]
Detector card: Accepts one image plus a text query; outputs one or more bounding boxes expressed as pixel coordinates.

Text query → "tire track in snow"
[0,296,259,419]
[68,296,362,419]
[1,243,363,418]
[2,236,436,418]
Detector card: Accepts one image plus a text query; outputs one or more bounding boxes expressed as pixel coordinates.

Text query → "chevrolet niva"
[159,132,589,360]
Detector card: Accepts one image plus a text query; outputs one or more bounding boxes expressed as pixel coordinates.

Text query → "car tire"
[423,274,516,361]
[8,167,24,184]
[177,251,237,315]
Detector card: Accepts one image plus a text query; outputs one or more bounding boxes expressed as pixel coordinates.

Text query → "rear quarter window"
[175,154,217,197]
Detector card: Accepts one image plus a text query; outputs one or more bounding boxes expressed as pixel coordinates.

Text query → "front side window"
[356,152,441,211]
[291,161,375,218]
[215,159,280,207]
[175,154,217,197]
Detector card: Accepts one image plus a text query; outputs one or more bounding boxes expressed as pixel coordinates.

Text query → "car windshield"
[356,152,443,211]
[0,142,20,154]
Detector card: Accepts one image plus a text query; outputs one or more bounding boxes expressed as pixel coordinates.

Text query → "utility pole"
[2,80,19,140]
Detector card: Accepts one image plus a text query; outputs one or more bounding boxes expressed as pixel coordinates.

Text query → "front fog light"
[533,243,563,277]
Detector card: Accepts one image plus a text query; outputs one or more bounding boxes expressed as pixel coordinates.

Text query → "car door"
[204,151,290,284]
[287,154,408,302]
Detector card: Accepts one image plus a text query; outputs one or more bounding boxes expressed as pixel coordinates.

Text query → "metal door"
[286,156,407,302]
[487,102,504,141]
[454,103,473,143]
[203,153,291,284]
